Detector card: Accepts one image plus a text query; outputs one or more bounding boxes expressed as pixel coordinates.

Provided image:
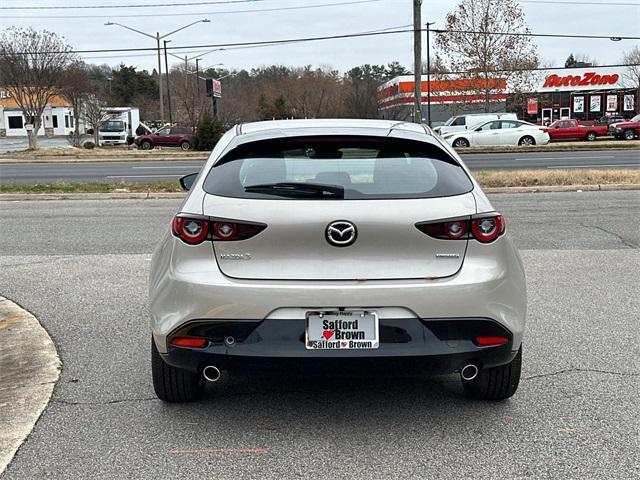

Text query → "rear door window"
[203,136,473,200]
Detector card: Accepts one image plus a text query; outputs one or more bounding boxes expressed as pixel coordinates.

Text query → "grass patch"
[474,169,640,188]
[0,169,638,194]
[0,181,183,194]
[0,146,206,158]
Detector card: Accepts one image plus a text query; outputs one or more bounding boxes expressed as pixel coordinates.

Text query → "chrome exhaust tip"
[202,365,221,382]
[460,364,479,381]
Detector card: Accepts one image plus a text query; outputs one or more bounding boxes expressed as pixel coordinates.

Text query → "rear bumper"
[150,234,527,355]
[161,317,518,375]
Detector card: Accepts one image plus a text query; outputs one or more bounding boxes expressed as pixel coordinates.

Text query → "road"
[0,191,638,479]
[0,150,638,184]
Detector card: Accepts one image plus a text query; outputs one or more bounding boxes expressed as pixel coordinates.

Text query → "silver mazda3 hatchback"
[149,119,526,402]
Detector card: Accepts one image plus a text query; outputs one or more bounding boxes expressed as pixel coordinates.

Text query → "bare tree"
[0,28,78,149]
[622,46,640,88]
[82,96,109,147]
[59,62,94,147]
[435,0,539,112]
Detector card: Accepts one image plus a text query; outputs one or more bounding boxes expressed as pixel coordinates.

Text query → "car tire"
[180,140,192,151]
[151,338,205,402]
[518,136,535,146]
[586,132,597,141]
[452,138,470,148]
[140,140,153,150]
[462,346,522,401]
[623,129,635,140]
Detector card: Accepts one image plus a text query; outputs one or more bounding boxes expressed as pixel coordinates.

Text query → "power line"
[0,0,265,9]
[1,0,385,18]
[3,27,639,56]
[519,0,639,6]
[80,24,413,60]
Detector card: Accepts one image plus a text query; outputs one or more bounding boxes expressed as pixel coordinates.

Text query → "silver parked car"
[149,119,526,402]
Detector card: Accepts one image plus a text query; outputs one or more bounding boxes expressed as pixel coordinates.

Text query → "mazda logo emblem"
[326,220,357,247]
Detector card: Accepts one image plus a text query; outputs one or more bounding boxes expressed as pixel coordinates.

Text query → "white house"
[0,89,76,137]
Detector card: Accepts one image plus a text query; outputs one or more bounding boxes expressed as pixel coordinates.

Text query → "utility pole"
[413,0,423,123]
[425,22,435,127]
[156,32,164,125]
[163,40,172,125]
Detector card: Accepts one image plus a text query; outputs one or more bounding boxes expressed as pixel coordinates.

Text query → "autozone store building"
[0,89,75,137]
[377,76,509,124]
[377,66,638,125]
[521,66,637,124]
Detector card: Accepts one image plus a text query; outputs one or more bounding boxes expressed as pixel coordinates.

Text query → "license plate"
[305,310,379,350]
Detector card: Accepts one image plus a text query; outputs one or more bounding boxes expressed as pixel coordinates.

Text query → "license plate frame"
[305,310,379,350]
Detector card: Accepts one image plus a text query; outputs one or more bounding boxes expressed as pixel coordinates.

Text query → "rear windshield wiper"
[244,182,344,199]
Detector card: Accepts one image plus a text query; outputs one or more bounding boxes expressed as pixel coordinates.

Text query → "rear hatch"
[201,134,476,281]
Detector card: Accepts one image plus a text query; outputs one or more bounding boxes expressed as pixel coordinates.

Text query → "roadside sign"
[206,78,222,98]
[25,124,34,131]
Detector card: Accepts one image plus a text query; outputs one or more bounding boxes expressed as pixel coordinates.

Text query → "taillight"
[172,216,209,245]
[172,214,266,245]
[416,214,505,243]
[471,215,505,243]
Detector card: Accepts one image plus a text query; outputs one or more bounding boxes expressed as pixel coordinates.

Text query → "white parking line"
[131,165,202,169]
[106,175,183,178]
[547,164,639,169]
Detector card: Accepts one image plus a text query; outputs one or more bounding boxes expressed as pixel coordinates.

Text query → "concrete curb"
[0,184,638,201]
[0,296,60,476]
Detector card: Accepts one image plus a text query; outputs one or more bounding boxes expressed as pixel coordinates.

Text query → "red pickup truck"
[608,114,640,140]
[543,119,608,142]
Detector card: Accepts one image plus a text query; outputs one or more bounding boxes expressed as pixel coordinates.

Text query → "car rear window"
[202,136,473,200]
[204,137,473,200]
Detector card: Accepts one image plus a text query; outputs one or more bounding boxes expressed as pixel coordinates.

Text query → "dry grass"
[0,181,182,194]
[474,169,640,188]
[0,146,205,158]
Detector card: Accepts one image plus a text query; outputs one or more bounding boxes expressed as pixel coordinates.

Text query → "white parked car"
[443,119,551,148]
[433,113,517,136]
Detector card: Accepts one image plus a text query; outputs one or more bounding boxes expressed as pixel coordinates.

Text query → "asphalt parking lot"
[0,191,638,479]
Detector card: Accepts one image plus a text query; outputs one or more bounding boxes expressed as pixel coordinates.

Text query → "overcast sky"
[0,0,638,73]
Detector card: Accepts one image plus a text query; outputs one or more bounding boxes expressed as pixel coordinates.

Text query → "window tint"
[478,121,500,131]
[156,127,170,135]
[501,121,520,129]
[203,136,473,200]
[451,117,466,126]
[171,127,190,134]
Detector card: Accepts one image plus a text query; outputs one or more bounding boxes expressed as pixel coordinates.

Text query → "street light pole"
[413,0,423,123]
[163,40,172,125]
[425,22,436,127]
[104,19,210,125]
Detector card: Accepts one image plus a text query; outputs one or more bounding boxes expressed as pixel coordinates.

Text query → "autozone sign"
[540,68,623,92]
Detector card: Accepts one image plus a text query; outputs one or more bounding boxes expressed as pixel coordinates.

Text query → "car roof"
[238,118,429,136]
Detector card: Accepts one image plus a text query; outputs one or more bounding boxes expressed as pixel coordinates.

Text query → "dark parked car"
[134,126,194,150]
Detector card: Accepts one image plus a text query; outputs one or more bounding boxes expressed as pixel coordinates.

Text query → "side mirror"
[179,172,198,191]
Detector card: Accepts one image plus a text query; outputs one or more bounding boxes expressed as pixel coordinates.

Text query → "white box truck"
[98,107,141,146]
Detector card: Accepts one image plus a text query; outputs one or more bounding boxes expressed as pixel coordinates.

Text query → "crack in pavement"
[579,223,639,249]
[524,367,639,380]
[51,397,158,406]
[47,368,639,406]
